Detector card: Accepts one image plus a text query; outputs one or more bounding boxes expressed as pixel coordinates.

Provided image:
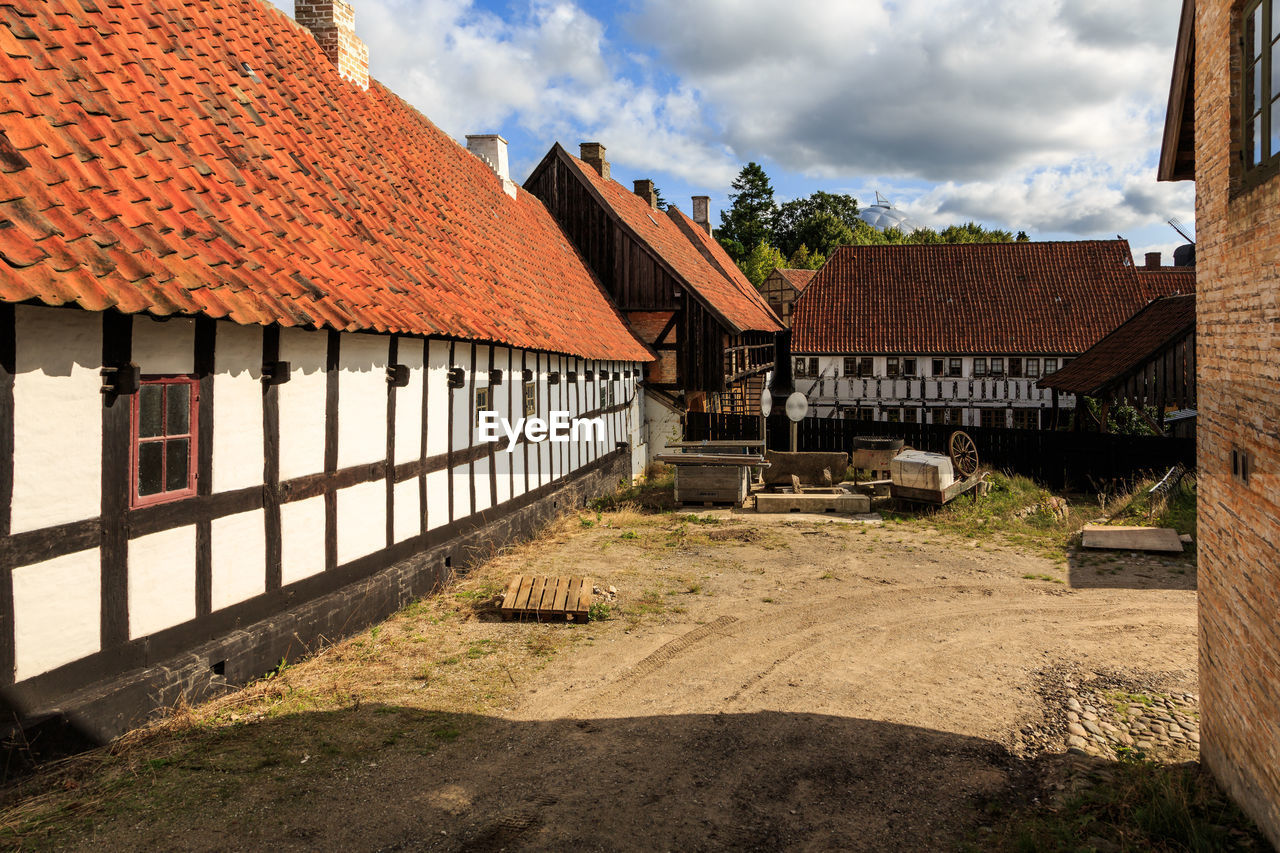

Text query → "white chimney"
[466,134,517,199]
[692,196,711,234]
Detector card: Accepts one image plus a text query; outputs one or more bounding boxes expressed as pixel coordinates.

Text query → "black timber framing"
[262,325,283,592]
[194,318,216,616]
[0,303,13,681]
[100,311,132,651]
[323,330,339,574]
[386,335,398,549]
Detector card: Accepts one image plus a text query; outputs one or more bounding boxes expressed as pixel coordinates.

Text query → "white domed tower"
[859,192,914,233]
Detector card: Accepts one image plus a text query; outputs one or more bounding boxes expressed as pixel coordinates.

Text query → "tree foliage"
[740,241,786,288]
[712,161,1033,285]
[774,191,860,258]
[717,163,776,263]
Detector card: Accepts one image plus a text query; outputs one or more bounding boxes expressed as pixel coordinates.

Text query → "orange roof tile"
[793,240,1187,355]
[559,151,782,335]
[776,268,817,292]
[0,0,651,362]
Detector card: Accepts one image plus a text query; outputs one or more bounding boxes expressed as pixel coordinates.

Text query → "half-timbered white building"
[790,242,1194,428]
[0,0,652,740]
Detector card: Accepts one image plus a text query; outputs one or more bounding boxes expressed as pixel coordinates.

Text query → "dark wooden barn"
[525,144,783,415]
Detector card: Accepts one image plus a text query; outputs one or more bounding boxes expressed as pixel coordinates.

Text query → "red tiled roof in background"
[1136,266,1196,294]
[777,268,817,292]
[0,0,651,362]
[1038,294,1196,396]
[792,240,1187,355]
[559,152,782,335]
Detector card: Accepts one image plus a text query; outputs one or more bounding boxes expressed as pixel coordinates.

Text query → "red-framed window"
[130,375,199,508]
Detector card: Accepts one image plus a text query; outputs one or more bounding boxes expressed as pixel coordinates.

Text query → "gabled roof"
[792,240,1187,355]
[776,268,817,292]
[1158,0,1196,182]
[0,0,651,362]
[535,146,781,335]
[1039,294,1196,397]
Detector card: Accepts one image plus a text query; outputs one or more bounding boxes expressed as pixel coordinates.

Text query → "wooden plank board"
[512,575,534,612]
[500,575,525,617]
[528,576,546,614]
[502,575,594,621]
[1081,525,1184,553]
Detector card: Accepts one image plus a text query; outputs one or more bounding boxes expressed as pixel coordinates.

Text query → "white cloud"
[271,0,1193,239]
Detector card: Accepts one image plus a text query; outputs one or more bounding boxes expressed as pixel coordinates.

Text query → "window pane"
[1253,4,1263,60]
[1253,116,1264,165]
[166,383,190,435]
[138,441,164,496]
[1272,97,1280,158]
[165,439,189,492]
[1255,62,1264,114]
[138,384,163,438]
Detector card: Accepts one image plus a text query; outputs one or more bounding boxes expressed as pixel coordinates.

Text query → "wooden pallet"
[500,575,593,622]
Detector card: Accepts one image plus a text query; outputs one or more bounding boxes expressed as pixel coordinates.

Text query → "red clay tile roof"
[792,240,1186,355]
[777,268,817,292]
[1038,294,1196,396]
[0,0,651,362]
[559,152,782,335]
[1136,266,1196,294]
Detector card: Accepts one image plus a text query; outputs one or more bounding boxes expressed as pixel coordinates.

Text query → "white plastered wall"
[280,495,326,585]
[393,478,419,543]
[425,340,450,458]
[11,305,102,533]
[128,526,196,639]
[132,315,194,375]
[278,328,328,481]
[11,549,100,680]
[337,332,389,469]
[211,510,266,610]
[212,322,263,493]
[394,337,424,465]
[336,480,385,565]
[425,469,448,530]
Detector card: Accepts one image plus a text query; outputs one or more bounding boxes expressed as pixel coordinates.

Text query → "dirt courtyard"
[3,503,1209,851]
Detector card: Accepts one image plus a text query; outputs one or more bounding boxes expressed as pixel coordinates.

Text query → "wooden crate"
[675,465,749,506]
[500,575,593,621]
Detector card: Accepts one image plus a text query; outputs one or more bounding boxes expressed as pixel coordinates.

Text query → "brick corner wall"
[1193,1,1280,846]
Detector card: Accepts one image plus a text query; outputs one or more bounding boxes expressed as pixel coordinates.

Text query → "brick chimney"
[633,179,657,209]
[466,134,517,199]
[296,0,370,91]
[1145,251,1162,269]
[692,196,711,234]
[579,142,609,179]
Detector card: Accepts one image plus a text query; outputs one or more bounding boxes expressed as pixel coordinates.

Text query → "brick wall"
[295,0,369,90]
[1193,1,1280,845]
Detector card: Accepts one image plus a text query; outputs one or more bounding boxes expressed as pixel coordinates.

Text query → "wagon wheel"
[948,430,979,479]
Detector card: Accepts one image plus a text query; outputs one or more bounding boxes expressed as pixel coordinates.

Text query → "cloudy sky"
[271,0,1194,259]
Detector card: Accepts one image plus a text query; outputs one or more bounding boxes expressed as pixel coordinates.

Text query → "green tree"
[717,163,776,263]
[653,186,669,211]
[740,240,786,288]
[774,191,860,258]
[786,244,826,270]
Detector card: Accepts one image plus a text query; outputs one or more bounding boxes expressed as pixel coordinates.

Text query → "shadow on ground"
[1065,547,1196,591]
[2,707,1123,852]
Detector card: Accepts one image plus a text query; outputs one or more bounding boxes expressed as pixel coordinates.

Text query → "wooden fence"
[683,412,1195,490]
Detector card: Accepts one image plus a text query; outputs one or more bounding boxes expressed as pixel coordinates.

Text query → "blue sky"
[272,0,1195,260]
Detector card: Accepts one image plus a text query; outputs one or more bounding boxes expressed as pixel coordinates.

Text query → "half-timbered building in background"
[525,143,783,437]
[790,241,1193,428]
[0,0,652,739]
[759,267,816,328]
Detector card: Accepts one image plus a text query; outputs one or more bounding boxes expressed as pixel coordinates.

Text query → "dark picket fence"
[683,411,1195,490]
